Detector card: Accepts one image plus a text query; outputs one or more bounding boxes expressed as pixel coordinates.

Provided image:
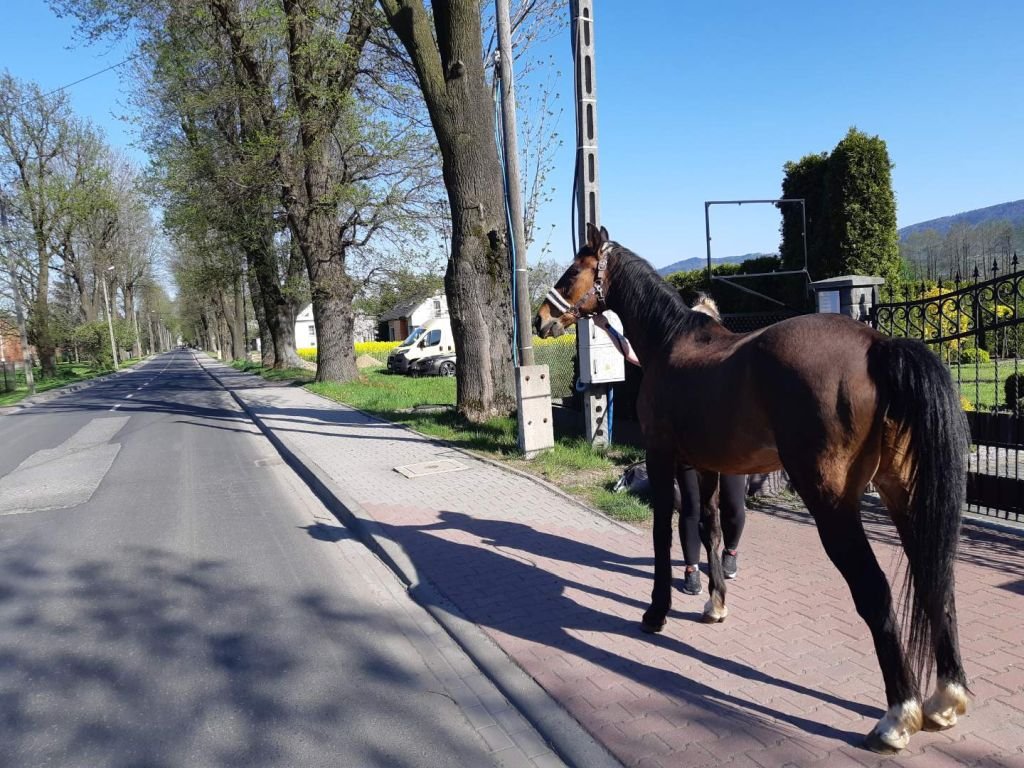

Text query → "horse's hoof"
[640,616,665,634]
[864,700,921,753]
[922,681,968,731]
[701,597,728,623]
[862,730,904,755]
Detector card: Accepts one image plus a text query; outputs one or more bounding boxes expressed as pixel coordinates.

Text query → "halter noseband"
[545,244,610,319]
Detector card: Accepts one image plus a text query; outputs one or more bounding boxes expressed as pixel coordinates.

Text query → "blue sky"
[2,1,1022,270]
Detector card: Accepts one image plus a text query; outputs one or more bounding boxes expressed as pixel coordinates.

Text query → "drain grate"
[394,458,467,478]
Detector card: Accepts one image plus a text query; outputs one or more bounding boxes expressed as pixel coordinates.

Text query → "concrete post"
[570,0,607,448]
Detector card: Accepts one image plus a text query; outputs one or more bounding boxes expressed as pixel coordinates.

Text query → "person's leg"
[719,474,747,578]
[677,465,702,594]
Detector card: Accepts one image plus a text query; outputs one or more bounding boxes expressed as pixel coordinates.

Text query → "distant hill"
[899,200,1024,240]
[657,252,774,276]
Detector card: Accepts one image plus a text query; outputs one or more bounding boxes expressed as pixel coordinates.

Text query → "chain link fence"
[533,334,577,399]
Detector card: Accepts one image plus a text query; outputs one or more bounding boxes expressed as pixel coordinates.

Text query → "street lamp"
[101,265,119,370]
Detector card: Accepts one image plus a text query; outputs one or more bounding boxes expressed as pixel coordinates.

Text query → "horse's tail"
[876,337,969,682]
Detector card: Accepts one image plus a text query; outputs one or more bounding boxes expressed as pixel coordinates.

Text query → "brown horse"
[534,224,970,753]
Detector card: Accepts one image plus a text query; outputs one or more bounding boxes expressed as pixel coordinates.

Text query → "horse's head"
[534,223,612,338]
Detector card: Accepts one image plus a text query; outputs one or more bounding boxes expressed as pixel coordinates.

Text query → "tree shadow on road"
[319,512,886,757]
[0,540,489,767]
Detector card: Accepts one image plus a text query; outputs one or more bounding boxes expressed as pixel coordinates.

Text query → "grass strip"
[0,358,143,407]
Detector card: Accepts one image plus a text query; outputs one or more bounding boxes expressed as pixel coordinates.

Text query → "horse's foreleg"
[641,453,677,633]
[698,471,728,623]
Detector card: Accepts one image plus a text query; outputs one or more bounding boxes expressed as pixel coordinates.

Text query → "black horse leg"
[808,498,921,753]
[876,477,970,732]
[697,471,728,622]
[641,452,677,633]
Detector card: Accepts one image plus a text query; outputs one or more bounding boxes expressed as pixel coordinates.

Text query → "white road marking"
[125,394,134,399]
[110,404,120,411]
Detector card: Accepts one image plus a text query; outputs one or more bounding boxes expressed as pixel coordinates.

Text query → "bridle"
[545,243,611,319]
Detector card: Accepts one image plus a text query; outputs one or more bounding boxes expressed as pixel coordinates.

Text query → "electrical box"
[578,311,627,384]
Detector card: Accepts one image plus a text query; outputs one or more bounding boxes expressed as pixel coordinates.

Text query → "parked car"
[387,317,454,373]
[409,352,456,377]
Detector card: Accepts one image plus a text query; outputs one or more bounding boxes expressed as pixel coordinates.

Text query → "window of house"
[308,324,316,338]
[433,299,441,316]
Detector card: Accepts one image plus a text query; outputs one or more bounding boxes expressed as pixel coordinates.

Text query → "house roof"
[380,296,429,322]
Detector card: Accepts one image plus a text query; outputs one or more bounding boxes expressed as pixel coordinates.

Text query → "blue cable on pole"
[608,383,614,445]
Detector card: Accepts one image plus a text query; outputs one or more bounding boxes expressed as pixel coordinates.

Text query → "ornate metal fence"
[872,259,1024,522]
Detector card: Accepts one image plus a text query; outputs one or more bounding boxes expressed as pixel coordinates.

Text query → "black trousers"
[679,469,746,566]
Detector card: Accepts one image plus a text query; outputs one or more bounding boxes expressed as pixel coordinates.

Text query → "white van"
[387,317,455,373]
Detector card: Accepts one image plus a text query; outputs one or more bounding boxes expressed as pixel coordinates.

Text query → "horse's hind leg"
[641,451,678,633]
[796,478,921,753]
[697,471,728,622]
[875,471,969,732]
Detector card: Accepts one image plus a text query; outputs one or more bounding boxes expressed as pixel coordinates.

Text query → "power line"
[21,52,144,107]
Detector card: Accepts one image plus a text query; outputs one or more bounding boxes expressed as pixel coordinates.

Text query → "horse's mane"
[607,244,715,349]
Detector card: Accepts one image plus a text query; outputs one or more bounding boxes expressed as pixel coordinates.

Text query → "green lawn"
[240,365,651,523]
[0,358,143,407]
[229,360,315,382]
[949,360,1024,410]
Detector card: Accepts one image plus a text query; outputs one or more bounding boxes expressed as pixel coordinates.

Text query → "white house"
[295,304,377,348]
[379,294,449,342]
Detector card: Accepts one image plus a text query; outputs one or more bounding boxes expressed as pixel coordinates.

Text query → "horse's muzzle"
[535,318,563,338]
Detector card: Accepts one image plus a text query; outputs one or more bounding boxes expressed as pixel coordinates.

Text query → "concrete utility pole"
[570,0,608,448]
[494,0,533,368]
[101,265,120,370]
[0,191,34,394]
[496,0,553,459]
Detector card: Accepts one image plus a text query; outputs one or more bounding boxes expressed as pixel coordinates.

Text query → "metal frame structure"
[703,198,810,309]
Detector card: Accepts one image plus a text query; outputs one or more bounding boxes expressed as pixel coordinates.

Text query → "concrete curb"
[197,355,623,768]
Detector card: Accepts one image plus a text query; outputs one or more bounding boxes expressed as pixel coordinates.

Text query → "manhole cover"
[394,459,467,478]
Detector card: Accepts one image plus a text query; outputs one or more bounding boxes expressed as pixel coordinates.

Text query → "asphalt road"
[0,351,499,768]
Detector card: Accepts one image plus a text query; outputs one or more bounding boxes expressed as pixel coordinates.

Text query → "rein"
[545,243,610,319]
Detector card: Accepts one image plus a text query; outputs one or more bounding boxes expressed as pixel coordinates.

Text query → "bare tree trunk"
[307,257,356,381]
[32,234,57,377]
[381,0,516,420]
[248,225,304,369]
[124,284,142,358]
[247,260,275,367]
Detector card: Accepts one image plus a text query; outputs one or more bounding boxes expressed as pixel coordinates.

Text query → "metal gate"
[872,263,1024,523]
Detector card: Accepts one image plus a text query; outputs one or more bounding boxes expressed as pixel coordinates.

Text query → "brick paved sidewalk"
[211,362,1024,768]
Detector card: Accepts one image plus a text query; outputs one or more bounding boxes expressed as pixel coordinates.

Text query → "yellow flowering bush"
[296,341,401,364]
[532,333,577,349]
[356,341,401,356]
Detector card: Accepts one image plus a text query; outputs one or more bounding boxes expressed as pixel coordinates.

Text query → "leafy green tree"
[0,72,74,377]
[779,152,827,273]
[780,127,900,284]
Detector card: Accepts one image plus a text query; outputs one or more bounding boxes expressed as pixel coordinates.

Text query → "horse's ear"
[586,223,609,251]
